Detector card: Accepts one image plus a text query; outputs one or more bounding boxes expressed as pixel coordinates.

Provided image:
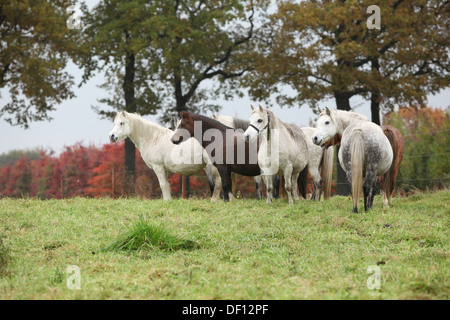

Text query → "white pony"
[300,127,334,201]
[312,108,393,212]
[244,105,309,205]
[211,114,282,200]
[109,111,222,201]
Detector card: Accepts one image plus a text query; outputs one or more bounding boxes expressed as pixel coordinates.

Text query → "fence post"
[111,168,116,199]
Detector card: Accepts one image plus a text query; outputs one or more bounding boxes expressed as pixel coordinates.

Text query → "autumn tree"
[0,0,79,128]
[383,106,449,190]
[78,0,266,195]
[362,0,449,124]
[244,0,449,194]
[77,0,162,194]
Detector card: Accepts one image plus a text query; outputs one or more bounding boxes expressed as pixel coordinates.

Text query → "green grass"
[0,190,448,299]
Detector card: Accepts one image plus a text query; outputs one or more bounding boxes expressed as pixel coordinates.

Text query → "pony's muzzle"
[312,135,321,146]
[110,134,118,142]
[170,136,182,145]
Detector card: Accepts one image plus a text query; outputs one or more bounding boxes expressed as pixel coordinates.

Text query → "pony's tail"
[205,165,215,195]
[382,127,397,197]
[351,130,365,213]
[298,165,309,199]
[322,146,334,200]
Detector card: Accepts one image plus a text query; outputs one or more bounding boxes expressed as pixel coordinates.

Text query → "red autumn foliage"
[0,141,222,199]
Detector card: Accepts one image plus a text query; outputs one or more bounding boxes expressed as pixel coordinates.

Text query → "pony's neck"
[258,110,277,146]
[189,114,228,149]
[128,114,165,149]
[334,110,369,134]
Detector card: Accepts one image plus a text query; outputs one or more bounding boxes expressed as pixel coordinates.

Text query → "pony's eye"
[120,122,124,126]
[325,121,330,125]
[257,119,263,123]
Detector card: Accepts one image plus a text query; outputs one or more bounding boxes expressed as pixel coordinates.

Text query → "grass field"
[0,190,448,300]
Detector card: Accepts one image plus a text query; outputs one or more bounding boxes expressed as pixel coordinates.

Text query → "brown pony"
[170,111,262,202]
[379,125,405,206]
[320,124,404,207]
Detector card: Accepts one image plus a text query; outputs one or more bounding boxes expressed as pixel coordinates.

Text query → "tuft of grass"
[103,216,198,252]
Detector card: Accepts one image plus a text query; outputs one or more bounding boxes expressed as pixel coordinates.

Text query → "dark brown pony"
[322,124,404,206]
[170,111,261,201]
[379,125,405,206]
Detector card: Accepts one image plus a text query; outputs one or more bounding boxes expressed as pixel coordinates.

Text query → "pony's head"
[312,107,338,148]
[109,111,132,142]
[244,105,269,142]
[170,111,193,145]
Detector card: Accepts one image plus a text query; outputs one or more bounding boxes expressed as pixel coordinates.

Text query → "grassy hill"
[0,190,448,299]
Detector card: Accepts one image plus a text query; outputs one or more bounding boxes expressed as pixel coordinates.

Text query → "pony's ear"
[121,111,128,118]
[258,105,263,111]
[250,105,255,111]
[180,111,191,121]
[211,114,217,119]
[318,107,322,114]
[325,107,331,116]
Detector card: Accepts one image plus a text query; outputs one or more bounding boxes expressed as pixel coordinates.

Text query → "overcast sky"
[1,1,449,155]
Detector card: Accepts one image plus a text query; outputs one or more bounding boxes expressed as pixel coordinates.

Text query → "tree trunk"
[123,50,136,195]
[174,77,190,198]
[371,58,381,125]
[371,92,381,125]
[334,91,351,196]
[124,137,135,195]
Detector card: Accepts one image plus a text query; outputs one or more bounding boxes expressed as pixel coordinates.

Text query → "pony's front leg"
[254,175,262,200]
[262,175,273,204]
[218,165,233,202]
[153,165,171,201]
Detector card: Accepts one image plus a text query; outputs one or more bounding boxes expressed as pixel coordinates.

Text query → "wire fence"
[331,151,449,187]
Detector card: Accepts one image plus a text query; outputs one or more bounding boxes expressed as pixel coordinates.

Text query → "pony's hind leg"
[206,164,221,202]
[291,171,300,201]
[363,164,378,212]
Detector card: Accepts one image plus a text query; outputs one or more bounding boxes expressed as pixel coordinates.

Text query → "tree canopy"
[78,0,267,122]
[0,0,79,128]
[244,0,449,116]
